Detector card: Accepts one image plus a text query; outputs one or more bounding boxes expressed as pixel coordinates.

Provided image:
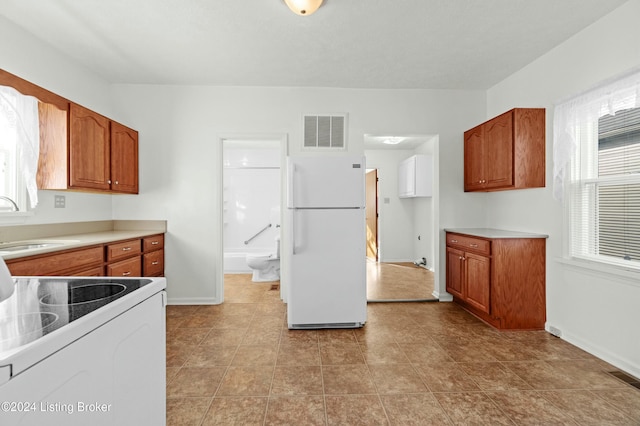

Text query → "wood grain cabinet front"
[464,108,545,192]
[107,256,142,277]
[446,232,546,330]
[5,234,164,278]
[6,246,104,276]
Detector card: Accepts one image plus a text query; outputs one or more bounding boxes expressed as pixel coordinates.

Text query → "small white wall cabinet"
[398,154,432,198]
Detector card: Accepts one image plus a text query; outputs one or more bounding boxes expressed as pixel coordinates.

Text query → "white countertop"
[444,228,549,239]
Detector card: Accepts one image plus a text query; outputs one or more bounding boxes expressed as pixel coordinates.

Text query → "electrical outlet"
[54,195,66,208]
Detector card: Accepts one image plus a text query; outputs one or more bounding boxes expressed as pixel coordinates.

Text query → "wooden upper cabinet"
[69,103,111,191]
[464,108,545,192]
[0,69,139,195]
[110,121,139,194]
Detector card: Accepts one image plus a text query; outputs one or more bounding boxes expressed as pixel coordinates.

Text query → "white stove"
[0,276,167,425]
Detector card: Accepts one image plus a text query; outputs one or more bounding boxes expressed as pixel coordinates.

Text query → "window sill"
[0,211,34,225]
[556,257,640,286]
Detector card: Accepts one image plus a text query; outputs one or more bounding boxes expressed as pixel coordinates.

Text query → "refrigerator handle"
[292,209,296,255]
[288,162,295,208]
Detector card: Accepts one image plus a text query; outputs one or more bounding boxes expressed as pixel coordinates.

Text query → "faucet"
[0,196,19,212]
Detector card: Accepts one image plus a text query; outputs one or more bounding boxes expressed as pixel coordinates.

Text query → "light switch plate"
[54,195,66,208]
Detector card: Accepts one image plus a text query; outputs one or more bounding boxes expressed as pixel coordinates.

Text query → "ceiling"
[0,0,628,90]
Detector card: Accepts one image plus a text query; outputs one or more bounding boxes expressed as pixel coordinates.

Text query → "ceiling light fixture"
[284,0,323,16]
[383,137,404,145]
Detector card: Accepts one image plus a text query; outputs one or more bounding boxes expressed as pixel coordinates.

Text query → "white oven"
[0,277,167,426]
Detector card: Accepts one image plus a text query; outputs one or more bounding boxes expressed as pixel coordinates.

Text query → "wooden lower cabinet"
[7,246,104,276]
[6,234,164,278]
[446,231,546,330]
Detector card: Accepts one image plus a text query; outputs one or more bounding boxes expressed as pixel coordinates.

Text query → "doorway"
[218,134,288,303]
[364,134,439,302]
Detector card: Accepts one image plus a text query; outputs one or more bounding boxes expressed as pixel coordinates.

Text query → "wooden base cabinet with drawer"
[6,234,165,278]
[446,231,546,330]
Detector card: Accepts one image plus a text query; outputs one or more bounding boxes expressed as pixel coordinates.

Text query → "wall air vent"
[303,114,347,150]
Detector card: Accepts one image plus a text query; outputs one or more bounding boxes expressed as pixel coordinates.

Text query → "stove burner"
[40,283,127,306]
[0,312,59,350]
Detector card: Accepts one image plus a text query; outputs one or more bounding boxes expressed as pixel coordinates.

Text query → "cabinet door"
[398,157,414,197]
[464,126,484,191]
[446,246,465,299]
[465,252,491,314]
[69,103,111,190]
[484,111,513,189]
[110,121,139,194]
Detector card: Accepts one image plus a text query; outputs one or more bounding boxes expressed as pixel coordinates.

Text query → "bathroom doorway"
[219,135,288,303]
[364,134,439,302]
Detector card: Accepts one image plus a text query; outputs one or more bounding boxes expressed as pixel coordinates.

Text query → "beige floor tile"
[166,343,197,368]
[217,366,275,396]
[164,274,636,425]
[458,362,532,391]
[201,327,248,346]
[540,389,637,425]
[485,390,578,425]
[381,393,453,425]
[398,342,454,364]
[368,364,429,394]
[591,387,640,423]
[167,367,227,397]
[322,364,377,395]
[264,396,326,426]
[232,344,278,366]
[201,396,267,425]
[319,342,365,365]
[325,395,388,425]
[271,365,324,396]
[434,392,514,425]
[277,342,321,366]
[184,345,238,367]
[166,397,211,426]
[366,261,436,301]
[360,342,411,364]
[414,362,481,392]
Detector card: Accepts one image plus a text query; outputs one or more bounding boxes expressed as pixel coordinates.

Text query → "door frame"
[365,168,379,261]
[217,133,289,303]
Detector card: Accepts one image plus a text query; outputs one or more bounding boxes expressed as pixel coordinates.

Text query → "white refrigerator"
[286,155,367,329]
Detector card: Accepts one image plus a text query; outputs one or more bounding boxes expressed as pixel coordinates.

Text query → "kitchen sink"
[0,243,63,252]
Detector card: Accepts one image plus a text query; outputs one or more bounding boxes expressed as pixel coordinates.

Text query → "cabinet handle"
[115,180,119,185]
[122,271,131,276]
[122,247,132,251]
[151,241,159,245]
[108,179,112,184]
[152,261,159,265]
[470,244,478,248]
[451,239,458,243]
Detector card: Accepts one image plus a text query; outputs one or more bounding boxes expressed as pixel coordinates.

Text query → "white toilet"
[246,236,280,282]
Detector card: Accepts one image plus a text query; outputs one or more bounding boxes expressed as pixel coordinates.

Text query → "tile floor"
[366,261,436,302]
[166,276,640,425]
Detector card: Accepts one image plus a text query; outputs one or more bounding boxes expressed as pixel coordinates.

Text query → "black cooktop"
[0,278,152,354]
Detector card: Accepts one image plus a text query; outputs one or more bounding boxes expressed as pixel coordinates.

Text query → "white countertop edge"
[1,229,165,260]
[444,228,549,239]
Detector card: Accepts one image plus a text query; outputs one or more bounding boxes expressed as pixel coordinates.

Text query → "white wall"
[485,0,640,377]
[364,149,416,262]
[109,85,486,303]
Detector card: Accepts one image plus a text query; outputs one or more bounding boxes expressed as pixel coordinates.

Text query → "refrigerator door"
[287,156,365,208]
[288,208,366,328]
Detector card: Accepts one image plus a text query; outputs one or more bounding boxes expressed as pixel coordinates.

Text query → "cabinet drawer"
[143,250,164,276]
[143,234,164,252]
[446,233,490,255]
[7,246,104,276]
[106,239,142,262]
[107,256,142,277]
